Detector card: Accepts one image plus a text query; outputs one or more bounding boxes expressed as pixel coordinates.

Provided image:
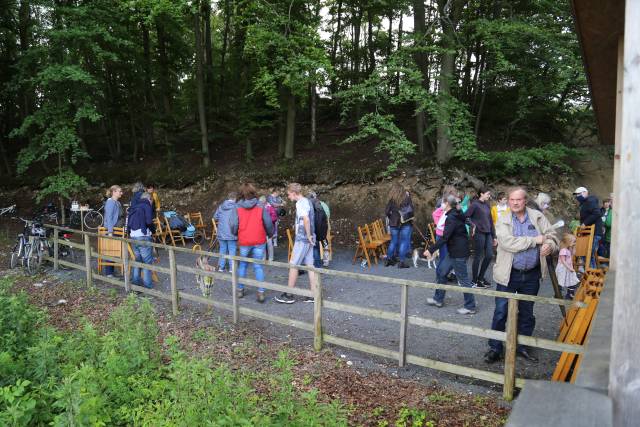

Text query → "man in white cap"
[573,186,603,268]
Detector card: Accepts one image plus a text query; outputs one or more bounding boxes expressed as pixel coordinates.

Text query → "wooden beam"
[610,5,640,422]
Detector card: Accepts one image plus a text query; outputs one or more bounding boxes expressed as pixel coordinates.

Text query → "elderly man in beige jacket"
[484,187,559,363]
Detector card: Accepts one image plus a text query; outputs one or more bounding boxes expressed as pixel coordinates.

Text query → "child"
[491,192,509,224]
[556,233,580,299]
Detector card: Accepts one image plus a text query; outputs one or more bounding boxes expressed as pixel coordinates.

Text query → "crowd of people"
[98,179,611,363]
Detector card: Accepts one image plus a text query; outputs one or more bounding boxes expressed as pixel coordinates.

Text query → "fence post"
[313,272,323,351]
[84,234,92,287]
[169,248,178,316]
[53,228,59,271]
[503,298,519,400]
[231,258,239,324]
[399,284,409,367]
[122,241,130,292]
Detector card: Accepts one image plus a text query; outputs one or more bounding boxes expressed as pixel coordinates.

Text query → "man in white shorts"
[275,183,318,304]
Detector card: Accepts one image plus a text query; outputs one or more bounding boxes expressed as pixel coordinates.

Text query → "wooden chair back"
[187,212,207,239]
[163,215,186,246]
[573,225,595,271]
[152,217,166,244]
[97,226,124,274]
[286,228,294,261]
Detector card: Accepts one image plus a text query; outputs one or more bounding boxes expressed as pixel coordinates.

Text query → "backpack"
[164,211,188,231]
[183,224,196,237]
[312,199,328,241]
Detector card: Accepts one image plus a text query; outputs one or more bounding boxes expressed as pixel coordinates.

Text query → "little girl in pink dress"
[556,233,580,299]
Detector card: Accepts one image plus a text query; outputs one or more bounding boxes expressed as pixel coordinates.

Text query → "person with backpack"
[259,195,278,261]
[229,183,274,303]
[308,191,329,268]
[213,192,238,272]
[127,192,156,289]
[267,189,285,247]
[384,183,414,269]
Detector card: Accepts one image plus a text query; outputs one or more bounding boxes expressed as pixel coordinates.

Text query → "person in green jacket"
[601,197,613,257]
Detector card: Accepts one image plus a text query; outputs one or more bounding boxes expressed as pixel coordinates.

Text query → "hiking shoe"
[384,257,397,267]
[303,296,314,303]
[447,272,456,282]
[517,347,538,362]
[426,298,443,308]
[472,281,490,289]
[478,278,492,288]
[257,291,265,303]
[397,261,410,269]
[484,349,502,364]
[217,267,225,273]
[236,288,244,299]
[274,293,296,304]
[457,307,477,315]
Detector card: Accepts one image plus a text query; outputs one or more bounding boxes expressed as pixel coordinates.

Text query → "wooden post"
[611,11,640,423]
[53,229,59,271]
[503,298,518,400]
[231,258,239,324]
[122,241,130,293]
[313,272,323,351]
[169,248,178,316]
[83,234,92,287]
[398,284,409,367]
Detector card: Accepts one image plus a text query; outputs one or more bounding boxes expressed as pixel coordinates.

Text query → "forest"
[1,0,593,203]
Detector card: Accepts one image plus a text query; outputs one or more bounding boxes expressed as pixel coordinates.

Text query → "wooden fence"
[44,224,585,401]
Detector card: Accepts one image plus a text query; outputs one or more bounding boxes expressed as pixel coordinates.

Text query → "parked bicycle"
[69,203,104,230]
[0,204,17,217]
[10,218,75,274]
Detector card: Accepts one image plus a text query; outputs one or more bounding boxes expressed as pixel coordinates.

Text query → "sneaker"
[217,267,225,273]
[457,307,476,315]
[257,291,265,303]
[303,296,314,303]
[484,349,502,364]
[236,288,244,299]
[516,347,538,362]
[447,272,456,282]
[274,293,296,304]
[107,274,114,278]
[412,249,420,268]
[479,278,492,288]
[384,257,397,267]
[472,281,490,289]
[426,298,443,308]
[397,261,410,269]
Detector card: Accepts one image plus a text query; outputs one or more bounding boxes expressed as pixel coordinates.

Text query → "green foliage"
[0,278,348,426]
[485,143,579,177]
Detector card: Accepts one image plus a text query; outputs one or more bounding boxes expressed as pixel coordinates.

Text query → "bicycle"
[0,204,16,217]
[69,203,104,230]
[10,218,32,270]
[10,218,47,274]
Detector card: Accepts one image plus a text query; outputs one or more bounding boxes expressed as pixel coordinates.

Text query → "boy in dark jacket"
[127,192,155,288]
[574,186,602,268]
[229,184,274,303]
[424,196,477,315]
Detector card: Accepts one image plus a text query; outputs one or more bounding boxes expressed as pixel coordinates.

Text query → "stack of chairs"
[552,269,606,383]
[353,219,391,268]
[97,226,124,274]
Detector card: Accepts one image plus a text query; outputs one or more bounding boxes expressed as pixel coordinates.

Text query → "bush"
[0,278,348,426]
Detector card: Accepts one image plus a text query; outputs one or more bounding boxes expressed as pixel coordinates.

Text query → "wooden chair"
[163,215,186,246]
[353,225,382,268]
[286,228,294,261]
[209,218,219,250]
[573,225,595,273]
[97,226,124,275]
[152,216,167,244]
[366,223,387,257]
[186,212,207,240]
[375,219,391,241]
[372,220,391,246]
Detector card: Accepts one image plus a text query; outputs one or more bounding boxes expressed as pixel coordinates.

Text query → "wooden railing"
[43,224,585,400]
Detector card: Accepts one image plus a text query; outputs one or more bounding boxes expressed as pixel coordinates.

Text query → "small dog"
[412,248,439,269]
[195,255,215,297]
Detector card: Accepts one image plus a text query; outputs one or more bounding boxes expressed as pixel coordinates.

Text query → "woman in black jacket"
[385,183,414,268]
[424,195,477,314]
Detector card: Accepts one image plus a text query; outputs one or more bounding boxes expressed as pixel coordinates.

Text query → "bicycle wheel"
[26,242,43,275]
[10,240,22,269]
[84,210,103,230]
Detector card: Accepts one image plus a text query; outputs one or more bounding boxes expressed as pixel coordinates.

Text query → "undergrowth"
[0,277,348,426]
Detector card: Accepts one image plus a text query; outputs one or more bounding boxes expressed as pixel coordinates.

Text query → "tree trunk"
[141,22,155,148]
[194,10,210,167]
[367,8,375,74]
[395,14,403,94]
[219,0,231,105]
[436,0,459,164]
[278,92,286,157]
[330,0,343,66]
[155,19,173,158]
[0,129,11,176]
[245,138,253,162]
[413,0,428,154]
[18,0,32,121]
[202,0,214,118]
[284,90,296,160]
[310,83,317,144]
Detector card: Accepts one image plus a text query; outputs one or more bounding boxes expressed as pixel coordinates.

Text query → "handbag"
[399,203,414,224]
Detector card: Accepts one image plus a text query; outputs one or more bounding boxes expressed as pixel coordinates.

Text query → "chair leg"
[363,244,372,268]
[353,245,362,264]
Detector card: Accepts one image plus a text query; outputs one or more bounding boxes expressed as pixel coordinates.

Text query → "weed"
[371,406,385,417]
[427,391,454,403]
[395,406,435,427]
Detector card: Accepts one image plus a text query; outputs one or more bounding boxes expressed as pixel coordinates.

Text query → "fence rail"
[43,224,584,400]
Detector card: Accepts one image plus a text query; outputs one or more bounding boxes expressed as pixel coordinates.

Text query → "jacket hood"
[237,198,258,209]
[448,209,466,222]
[220,199,236,210]
[128,199,150,215]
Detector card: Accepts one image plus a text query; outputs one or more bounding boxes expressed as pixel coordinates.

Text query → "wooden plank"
[503,298,518,400]
[231,259,239,324]
[239,306,314,332]
[399,284,408,367]
[59,240,86,250]
[130,284,172,301]
[92,273,126,288]
[169,248,178,316]
[53,229,59,271]
[324,333,399,360]
[313,274,323,351]
[324,301,401,321]
[42,256,87,272]
[122,241,130,293]
[84,234,92,287]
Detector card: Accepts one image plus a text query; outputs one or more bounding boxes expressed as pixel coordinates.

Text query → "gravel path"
[56,240,564,394]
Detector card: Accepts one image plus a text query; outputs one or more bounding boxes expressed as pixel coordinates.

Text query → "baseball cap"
[573,186,588,195]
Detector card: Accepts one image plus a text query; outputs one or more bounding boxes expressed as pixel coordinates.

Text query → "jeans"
[488,266,541,352]
[591,235,602,268]
[218,239,237,270]
[131,236,154,288]
[104,265,114,276]
[435,235,451,275]
[388,223,413,261]
[237,244,266,292]
[433,256,476,310]
[472,232,493,282]
[313,242,322,268]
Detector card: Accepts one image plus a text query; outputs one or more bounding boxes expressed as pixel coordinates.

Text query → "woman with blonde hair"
[102,184,124,277]
[384,183,414,268]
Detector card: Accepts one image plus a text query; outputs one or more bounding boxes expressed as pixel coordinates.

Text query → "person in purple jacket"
[465,188,497,289]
